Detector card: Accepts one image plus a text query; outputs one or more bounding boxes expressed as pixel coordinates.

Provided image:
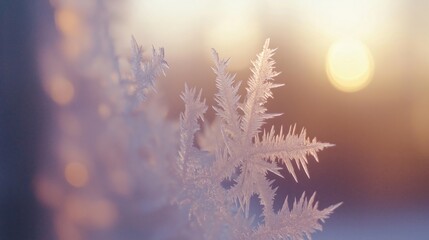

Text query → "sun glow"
[204,0,261,71]
[303,0,392,38]
[326,38,374,92]
[125,0,207,56]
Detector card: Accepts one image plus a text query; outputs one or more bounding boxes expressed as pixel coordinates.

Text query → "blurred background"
[1,0,428,239]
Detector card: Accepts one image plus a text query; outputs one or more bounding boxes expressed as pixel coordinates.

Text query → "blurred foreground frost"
[36,1,187,239]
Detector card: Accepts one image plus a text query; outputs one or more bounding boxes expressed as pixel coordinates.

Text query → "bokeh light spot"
[65,162,89,188]
[47,76,75,106]
[55,8,81,37]
[35,176,63,208]
[326,38,374,92]
[98,104,111,119]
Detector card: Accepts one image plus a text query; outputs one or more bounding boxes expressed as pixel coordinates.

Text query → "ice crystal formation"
[129,36,168,105]
[178,39,340,239]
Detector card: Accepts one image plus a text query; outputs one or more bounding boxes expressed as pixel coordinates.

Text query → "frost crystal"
[130,36,168,104]
[177,39,340,239]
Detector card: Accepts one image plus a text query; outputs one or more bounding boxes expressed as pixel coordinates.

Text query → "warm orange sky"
[2,1,428,240]
[108,0,429,210]
[45,0,429,212]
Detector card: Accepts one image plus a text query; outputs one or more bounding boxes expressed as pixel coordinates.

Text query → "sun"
[326,38,374,92]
